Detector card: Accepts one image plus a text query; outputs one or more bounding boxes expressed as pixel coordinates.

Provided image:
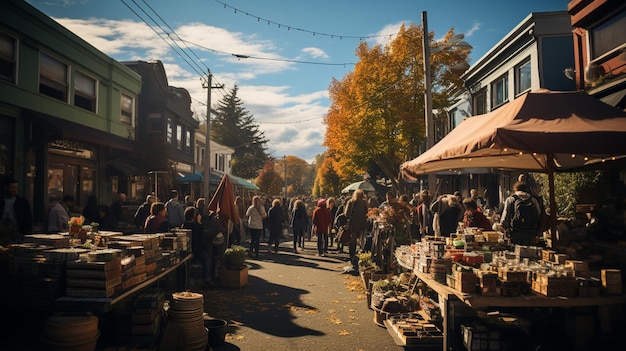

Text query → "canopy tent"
[175,170,222,184]
[227,174,260,191]
[341,180,389,195]
[175,171,259,191]
[400,89,626,247]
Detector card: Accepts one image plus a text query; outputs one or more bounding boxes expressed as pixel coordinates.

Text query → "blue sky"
[27,0,569,163]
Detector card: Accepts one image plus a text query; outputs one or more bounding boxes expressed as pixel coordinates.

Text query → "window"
[0,32,17,83]
[167,118,173,143]
[185,129,191,152]
[590,11,626,60]
[473,88,487,115]
[218,154,225,172]
[74,71,97,112]
[491,74,508,108]
[515,60,531,95]
[39,52,68,102]
[176,124,182,150]
[120,93,134,125]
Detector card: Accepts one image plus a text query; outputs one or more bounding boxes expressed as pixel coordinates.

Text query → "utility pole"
[283,155,287,198]
[422,11,437,193]
[203,72,223,200]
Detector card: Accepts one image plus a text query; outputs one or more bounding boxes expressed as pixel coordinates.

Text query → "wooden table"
[54,254,192,314]
[398,257,626,350]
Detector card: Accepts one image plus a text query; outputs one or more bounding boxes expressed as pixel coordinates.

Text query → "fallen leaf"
[327,316,342,325]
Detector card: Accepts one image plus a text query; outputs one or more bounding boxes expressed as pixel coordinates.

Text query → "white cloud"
[54,16,327,163]
[301,47,329,59]
[465,22,481,37]
[372,21,406,47]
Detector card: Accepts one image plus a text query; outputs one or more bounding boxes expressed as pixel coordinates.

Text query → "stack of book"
[65,257,122,297]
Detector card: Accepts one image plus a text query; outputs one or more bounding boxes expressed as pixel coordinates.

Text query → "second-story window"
[120,93,134,125]
[515,59,531,95]
[185,129,191,153]
[0,32,17,83]
[491,74,508,108]
[39,52,68,102]
[176,124,182,150]
[590,10,626,60]
[74,70,97,112]
[167,118,173,143]
[473,88,487,115]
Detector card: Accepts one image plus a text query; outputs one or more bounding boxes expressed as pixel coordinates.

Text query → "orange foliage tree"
[323,24,470,191]
[255,160,284,196]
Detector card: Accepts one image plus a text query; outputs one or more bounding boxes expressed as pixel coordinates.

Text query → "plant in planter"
[220,245,248,288]
[357,252,378,289]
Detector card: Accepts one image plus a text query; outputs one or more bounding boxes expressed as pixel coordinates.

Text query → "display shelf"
[54,254,192,314]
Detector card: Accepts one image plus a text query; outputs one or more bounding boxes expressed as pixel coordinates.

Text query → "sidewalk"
[197,235,405,351]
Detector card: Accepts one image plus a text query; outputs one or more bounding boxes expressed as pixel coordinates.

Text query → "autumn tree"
[256,160,284,196]
[211,85,270,179]
[273,155,316,196]
[324,24,470,191]
[313,152,342,197]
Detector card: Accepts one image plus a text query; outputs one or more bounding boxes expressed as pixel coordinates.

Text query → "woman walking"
[245,195,266,258]
[312,199,332,256]
[290,199,308,252]
[267,198,284,253]
[345,190,369,270]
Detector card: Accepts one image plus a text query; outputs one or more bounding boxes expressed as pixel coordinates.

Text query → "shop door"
[47,162,94,213]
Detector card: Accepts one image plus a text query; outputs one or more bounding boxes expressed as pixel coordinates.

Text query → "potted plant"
[219,245,248,288]
[68,216,88,242]
[357,252,377,288]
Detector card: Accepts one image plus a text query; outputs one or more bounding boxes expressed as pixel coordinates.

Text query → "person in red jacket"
[312,198,332,256]
[462,199,492,231]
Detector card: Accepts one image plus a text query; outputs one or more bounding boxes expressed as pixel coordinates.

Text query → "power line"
[139,0,212,75]
[120,0,207,79]
[214,0,398,41]
[179,39,356,66]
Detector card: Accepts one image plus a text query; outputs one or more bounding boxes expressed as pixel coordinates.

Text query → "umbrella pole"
[547,154,558,249]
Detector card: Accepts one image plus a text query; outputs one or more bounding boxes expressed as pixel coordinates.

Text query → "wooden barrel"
[41,314,99,351]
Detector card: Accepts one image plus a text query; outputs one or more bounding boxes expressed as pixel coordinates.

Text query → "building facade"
[568,0,626,110]
[122,60,199,202]
[444,11,575,204]
[0,0,142,228]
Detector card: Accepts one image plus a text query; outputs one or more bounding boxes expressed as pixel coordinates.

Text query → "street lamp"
[422,11,472,191]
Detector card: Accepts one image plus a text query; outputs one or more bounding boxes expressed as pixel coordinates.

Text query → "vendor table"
[397,255,626,350]
[54,253,192,314]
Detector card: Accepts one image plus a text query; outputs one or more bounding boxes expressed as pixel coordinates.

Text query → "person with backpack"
[499,181,542,246]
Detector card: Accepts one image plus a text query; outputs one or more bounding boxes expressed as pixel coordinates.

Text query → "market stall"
[400,89,626,247]
[387,234,626,351]
[0,228,193,348]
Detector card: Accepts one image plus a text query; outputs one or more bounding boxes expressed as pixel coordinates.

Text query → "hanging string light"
[214,0,399,40]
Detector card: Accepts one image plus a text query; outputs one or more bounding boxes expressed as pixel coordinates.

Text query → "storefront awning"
[175,170,223,185]
[227,174,260,191]
[108,159,141,176]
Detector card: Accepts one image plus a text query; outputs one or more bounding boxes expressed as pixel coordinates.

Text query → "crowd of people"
[1,172,547,286]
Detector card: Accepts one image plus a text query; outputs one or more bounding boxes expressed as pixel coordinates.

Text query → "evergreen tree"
[211,85,269,178]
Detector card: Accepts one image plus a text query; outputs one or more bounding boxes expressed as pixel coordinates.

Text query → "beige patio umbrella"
[400,89,626,247]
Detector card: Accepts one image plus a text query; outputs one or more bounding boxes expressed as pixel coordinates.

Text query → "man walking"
[166,189,184,229]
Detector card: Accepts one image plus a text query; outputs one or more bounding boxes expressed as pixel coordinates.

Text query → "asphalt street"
[199,235,405,351]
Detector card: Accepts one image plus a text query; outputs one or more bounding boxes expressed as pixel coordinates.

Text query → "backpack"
[511,195,539,231]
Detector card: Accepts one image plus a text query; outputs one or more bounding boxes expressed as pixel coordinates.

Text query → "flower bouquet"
[68,216,87,241]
